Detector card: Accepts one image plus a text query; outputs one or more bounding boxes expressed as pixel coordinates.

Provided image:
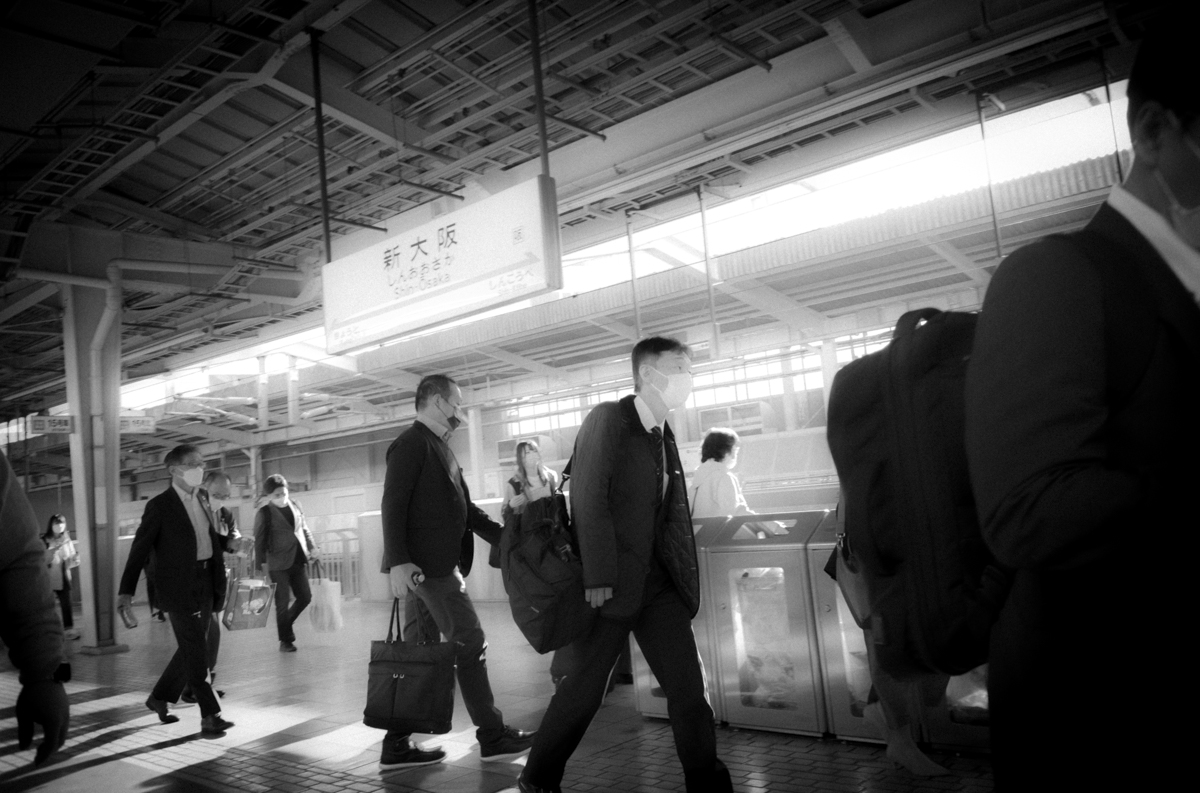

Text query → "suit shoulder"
[989,235,1103,295]
[582,400,622,426]
[385,424,425,458]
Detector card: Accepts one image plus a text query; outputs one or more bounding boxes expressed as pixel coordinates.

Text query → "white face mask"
[181,467,204,488]
[644,366,693,410]
[1155,134,1200,251]
[724,453,739,470]
[271,495,289,508]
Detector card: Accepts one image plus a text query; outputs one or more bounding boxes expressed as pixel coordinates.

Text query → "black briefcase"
[363,598,455,734]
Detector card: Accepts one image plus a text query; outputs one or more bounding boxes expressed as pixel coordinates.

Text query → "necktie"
[650,426,665,507]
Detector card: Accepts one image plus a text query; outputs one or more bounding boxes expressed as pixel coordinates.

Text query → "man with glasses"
[118,445,237,734]
[378,374,533,770]
[181,470,241,704]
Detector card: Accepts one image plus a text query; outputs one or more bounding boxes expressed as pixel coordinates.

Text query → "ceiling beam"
[84,190,217,240]
[0,284,58,324]
[477,345,565,380]
[270,56,453,164]
[587,318,640,342]
[921,236,992,286]
[823,14,873,73]
[722,278,828,330]
[167,421,253,447]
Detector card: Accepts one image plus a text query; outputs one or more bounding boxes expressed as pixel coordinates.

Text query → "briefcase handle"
[386,598,403,643]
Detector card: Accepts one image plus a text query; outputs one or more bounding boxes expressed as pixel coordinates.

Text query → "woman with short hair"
[252,474,318,652]
[689,428,754,521]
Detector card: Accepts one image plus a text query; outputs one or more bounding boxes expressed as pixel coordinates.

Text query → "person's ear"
[1131,100,1170,167]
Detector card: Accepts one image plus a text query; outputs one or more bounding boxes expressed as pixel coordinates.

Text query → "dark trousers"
[269,559,312,643]
[55,586,73,629]
[181,616,221,698]
[524,565,732,793]
[384,569,505,744]
[152,561,220,717]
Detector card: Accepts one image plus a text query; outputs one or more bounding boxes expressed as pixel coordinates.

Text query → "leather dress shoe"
[481,725,536,762]
[200,714,234,734]
[279,641,297,652]
[379,737,445,769]
[516,775,561,793]
[145,695,179,724]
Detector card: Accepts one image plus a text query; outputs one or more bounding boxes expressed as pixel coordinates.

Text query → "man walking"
[182,470,240,702]
[518,337,733,793]
[964,12,1198,790]
[379,374,534,770]
[1,450,70,766]
[118,444,235,734]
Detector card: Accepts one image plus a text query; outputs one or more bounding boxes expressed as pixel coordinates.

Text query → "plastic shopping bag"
[222,575,275,630]
[308,559,344,632]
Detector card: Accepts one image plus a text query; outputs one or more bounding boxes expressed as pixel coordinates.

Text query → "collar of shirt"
[172,481,198,504]
[633,394,665,434]
[416,413,452,443]
[1107,184,1200,304]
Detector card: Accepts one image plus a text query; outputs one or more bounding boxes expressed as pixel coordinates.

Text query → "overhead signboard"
[119,416,157,434]
[28,415,75,435]
[322,175,562,355]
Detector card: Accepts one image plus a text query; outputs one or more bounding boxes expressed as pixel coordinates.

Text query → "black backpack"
[499,477,594,653]
[826,308,1010,675]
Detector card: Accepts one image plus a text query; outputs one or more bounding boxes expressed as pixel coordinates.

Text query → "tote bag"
[362,598,455,734]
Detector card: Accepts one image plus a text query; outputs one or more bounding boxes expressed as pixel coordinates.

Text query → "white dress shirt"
[173,482,213,560]
[1107,185,1200,305]
[634,394,668,497]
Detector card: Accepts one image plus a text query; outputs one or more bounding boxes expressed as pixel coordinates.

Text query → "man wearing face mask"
[964,11,1199,791]
[379,374,531,771]
[181,470,241,702]
[254,474,318,653]
[118,445,236,734]
[518,338,733,793]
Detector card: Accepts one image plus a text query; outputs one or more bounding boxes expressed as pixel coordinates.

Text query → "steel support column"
[309,28,334,264]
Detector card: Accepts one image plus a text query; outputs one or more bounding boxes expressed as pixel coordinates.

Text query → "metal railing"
[312,530,362,598]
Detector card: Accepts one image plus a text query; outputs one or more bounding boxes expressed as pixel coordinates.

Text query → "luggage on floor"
[363,598,455,734]
[308,559,344,632]
[826,308,1010,675]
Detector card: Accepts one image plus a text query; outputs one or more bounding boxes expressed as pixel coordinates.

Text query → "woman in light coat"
[43,514,80,639]
[689,428,753,522]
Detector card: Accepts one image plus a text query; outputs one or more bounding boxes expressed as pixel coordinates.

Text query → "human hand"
[117,594,132,609]
[585,587,612,608]
[508,493,528,509]
[16,680,69,766]
[390,563,424,598]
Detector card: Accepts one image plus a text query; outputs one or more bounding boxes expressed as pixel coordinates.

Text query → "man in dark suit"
[965,14,1199,791]
[519,338,733,793]
[1,450,69,766]
[379,374,534,770]
[118,444,238,734]
[181,470,240,703]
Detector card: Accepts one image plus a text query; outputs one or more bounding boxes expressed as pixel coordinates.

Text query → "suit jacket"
[380,421,501,578]
[0,451,65,684]
[253,499,315,572]
[965,204,1199,780]
[571,395,701,619]
[119,485,235,613]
